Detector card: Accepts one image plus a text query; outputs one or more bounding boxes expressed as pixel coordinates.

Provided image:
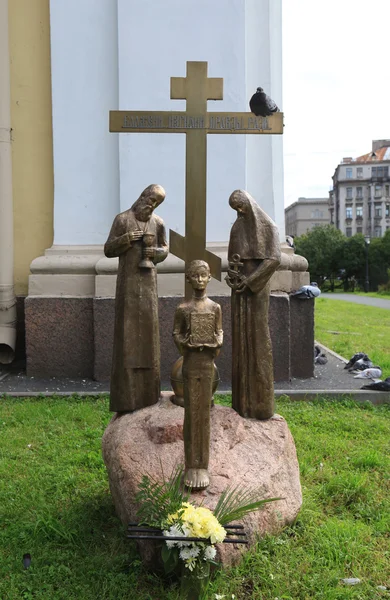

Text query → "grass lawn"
[1,396,389,599]
[315,297,390,375]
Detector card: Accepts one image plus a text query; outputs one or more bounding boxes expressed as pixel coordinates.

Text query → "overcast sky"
[282,0,390,207]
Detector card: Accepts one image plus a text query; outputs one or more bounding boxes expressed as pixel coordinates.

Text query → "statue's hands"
[203,333,223,349]
[225,274,235,289]
[128,230,143,243]
[235,277,248,294]
[144,247,155,259]
[186,335,202,349]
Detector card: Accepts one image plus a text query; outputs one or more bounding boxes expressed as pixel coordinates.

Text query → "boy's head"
[186,260,211,290]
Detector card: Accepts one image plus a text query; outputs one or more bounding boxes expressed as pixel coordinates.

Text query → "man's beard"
[134,208,152,221]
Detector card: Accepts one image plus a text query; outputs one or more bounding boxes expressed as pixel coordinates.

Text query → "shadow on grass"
[2,493,180,600]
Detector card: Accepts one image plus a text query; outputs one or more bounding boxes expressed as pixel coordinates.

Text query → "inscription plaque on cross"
[110,61,283,298]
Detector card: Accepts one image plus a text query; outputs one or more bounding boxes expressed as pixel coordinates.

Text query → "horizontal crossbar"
[110,111,283,135]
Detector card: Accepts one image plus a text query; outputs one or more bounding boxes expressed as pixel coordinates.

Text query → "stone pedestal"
[25,244,314,383]
[102,393,302,567]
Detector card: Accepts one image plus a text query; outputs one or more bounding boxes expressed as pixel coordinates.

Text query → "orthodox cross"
[110,61,283,298]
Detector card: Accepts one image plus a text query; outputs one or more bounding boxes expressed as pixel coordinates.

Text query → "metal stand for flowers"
[127,523,248,600]
[127,522,248,544]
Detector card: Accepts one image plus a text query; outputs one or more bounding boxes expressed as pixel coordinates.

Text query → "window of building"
[374,226,382,237]
[375,184,382,197]
[357,167,363,178]
[346,187,353,199]
[372,166,389,178]
[357,227,363,233]
[368,204,372,218]
[356,187,363,198]
[356,205,363,217]
[311,209,324,219]
[346,167,353,179]
[374,203,382,218]
[346,206,353,219]
[386,185,389,197]
[346,227,352,237]
[386,203,390,217]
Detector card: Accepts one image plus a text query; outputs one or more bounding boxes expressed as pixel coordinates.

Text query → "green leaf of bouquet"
[161,543,171,563]
[161,546,179,574]
[135,464,190,528]
[213,484,282,526]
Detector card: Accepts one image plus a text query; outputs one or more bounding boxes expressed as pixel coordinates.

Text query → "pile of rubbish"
[344,352,390,391]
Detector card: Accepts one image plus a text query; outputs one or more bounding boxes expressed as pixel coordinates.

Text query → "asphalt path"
[321,293,390,310]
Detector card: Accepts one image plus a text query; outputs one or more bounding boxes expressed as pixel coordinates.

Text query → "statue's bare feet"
[184,468,210,490]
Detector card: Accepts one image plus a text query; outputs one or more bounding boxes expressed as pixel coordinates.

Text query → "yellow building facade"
[9,0,53,296]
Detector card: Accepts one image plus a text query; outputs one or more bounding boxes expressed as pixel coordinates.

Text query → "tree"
[295,227,390,292]
[368,229,390,290]
[294,225,345,290]
[339,234,366,290]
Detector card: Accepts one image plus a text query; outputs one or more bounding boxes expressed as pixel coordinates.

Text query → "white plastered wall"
[49,0,284,247]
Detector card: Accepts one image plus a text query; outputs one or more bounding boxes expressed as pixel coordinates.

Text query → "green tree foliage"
[368,229,390,290]
[340,234,366,290]
[294,225,345,289]
[294,226,390,291]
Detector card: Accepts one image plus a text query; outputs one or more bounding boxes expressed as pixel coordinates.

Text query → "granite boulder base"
[102,393,302,568]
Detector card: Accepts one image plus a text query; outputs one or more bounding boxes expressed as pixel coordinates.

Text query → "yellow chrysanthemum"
[167,503,226,544]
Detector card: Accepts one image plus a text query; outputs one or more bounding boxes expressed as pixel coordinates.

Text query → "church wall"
[117,0,247,240]
[47,0,284,245]
[245,0,285,238]
[50,0,120,245]
[9,0,54,296]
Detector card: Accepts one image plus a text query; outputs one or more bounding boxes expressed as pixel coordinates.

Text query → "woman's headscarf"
[228,190,281,262]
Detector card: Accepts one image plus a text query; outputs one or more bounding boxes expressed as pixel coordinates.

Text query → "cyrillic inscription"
[121,113,272,131]
[123,115,164,129]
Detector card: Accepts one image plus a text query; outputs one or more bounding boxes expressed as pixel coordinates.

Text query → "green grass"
[1,396,389,599]
[315,297,390,374]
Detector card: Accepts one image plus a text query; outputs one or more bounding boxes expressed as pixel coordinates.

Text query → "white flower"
[179,546,200,560]
[163,530,176,549]
[163,523,192,548]
[170,524,186,537]
[215,595,225,599]
[204,546,217,561]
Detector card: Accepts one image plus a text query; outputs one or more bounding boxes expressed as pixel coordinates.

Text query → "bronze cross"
[110,61,283,298]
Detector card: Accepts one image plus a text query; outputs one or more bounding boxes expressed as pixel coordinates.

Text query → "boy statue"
[173,260,223,490]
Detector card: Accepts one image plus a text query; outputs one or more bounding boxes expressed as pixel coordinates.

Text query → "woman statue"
[173,260,223,489]
[226,190,281,420]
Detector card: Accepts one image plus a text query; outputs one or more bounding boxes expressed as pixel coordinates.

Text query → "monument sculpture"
[109,60,283,299]
[173,260,223,490]
[104,184,168,412]
[102,62,302,575]
[226,190,281,420]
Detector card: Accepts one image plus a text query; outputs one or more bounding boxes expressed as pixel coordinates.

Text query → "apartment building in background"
[330,140,390,238]
[285,197,330,237]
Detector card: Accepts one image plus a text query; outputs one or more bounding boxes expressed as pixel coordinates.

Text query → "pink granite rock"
[102,392,302,567]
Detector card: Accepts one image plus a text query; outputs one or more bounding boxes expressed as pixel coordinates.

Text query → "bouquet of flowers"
[163,502,226,571]
[134,466,280,599]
